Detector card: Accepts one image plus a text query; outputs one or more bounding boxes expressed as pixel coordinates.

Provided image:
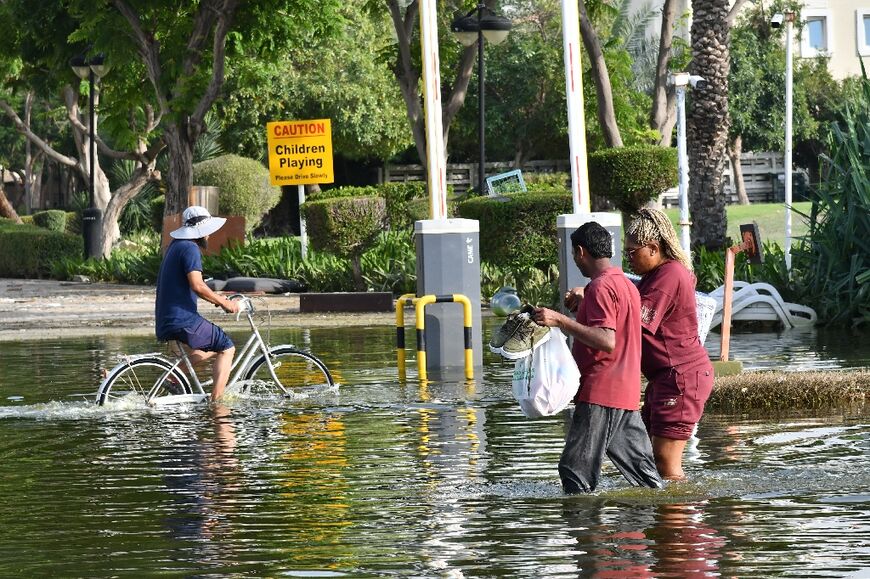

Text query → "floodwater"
[0,320,868,576]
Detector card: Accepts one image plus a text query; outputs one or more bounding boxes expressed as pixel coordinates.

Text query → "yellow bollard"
[396,293,475,382]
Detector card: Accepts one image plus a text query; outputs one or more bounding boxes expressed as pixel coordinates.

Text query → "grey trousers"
[559,402,663,494]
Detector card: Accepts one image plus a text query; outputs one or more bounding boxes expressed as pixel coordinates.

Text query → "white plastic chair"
[708,281,817,329]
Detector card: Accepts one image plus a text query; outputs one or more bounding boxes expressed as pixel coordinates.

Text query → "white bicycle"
[95,295,334,406]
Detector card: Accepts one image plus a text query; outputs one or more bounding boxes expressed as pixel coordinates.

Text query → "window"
[857,9,870,56]
[801,9,832,58]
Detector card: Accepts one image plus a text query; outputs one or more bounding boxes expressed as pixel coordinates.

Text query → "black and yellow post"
[396,293,474,382]
[395,293,417,379]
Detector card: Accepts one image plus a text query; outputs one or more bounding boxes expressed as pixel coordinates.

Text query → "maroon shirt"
[636,260,709,378]
[572,267,643,411]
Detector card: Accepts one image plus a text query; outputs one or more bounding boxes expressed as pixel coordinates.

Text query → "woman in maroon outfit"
[624,208,714,480]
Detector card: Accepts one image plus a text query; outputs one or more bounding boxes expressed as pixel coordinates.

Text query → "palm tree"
[687,0,730,250]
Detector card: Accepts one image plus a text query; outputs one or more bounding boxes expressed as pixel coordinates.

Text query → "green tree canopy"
[218,2,411,163]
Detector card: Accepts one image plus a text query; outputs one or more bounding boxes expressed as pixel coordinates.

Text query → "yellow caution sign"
[266,119,334,185]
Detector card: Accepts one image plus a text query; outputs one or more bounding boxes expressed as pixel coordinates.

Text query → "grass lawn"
[664,201,812,246]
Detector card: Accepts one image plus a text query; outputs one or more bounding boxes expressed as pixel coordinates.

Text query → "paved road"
[0,279,395,342]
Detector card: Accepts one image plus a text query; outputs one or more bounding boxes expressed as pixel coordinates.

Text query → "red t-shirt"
[636,260,709,378]
[572,267,642,411]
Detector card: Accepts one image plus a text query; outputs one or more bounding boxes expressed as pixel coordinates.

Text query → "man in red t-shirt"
[534,221,662,493]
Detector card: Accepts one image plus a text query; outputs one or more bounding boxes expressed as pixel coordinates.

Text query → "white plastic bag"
[511,328,580,418]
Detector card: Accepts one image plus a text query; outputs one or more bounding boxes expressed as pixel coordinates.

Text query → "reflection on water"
[0,322,867,575]
[704,325,870,370]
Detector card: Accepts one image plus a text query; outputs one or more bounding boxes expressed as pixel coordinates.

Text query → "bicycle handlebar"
[227,294,254,320]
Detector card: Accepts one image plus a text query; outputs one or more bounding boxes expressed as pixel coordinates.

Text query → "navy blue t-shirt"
[155,239,202,340]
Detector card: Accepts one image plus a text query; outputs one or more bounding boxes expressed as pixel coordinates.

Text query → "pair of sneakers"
[488,304,551,360]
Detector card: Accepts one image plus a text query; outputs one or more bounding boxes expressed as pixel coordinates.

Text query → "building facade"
[631,0,870,80]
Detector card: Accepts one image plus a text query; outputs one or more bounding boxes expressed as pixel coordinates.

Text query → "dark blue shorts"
[166,317,233,353]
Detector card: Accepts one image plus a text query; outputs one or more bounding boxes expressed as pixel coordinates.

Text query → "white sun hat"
[170,205,227,239]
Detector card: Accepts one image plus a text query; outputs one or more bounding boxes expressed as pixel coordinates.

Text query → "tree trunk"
[0,170,22,223]
[650,0,680,145]
[688,0,731,251]
[728,134,750,205]
[350,254,365,291]
[99,163,159,257]
[163,124,195,216]
[24,91,36,212]
[578,0,623,148]
[387,0,478,167]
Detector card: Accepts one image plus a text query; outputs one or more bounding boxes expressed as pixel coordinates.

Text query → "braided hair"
[626,208,692,271]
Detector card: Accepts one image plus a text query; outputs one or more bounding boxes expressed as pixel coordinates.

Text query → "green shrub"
[65,212,80,235]
[193,154,281,232]
[301,195,387,290]
[150,195,165,231]
[0,221,82,278]
[380,182,429,230]
[306,185,374,202]
[455,190,572,269]
[524,172,570,189]
[792,76,870,327]
[308,182,430,231]
[481,262,560,309]
[20,215,33,225]
[32,210,68,232]
[588,146,678,213]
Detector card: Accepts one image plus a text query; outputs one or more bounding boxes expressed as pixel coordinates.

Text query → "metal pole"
[676,85,691,262]
[784,14,794,271]
[720,247,737,362]
[478,4,485,195]
[89,69,95,209]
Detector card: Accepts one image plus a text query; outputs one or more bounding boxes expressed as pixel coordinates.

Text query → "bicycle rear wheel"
[96,357,191,406]
[242,346,334,396]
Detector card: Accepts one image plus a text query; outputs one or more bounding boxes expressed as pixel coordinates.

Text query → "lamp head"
[451,14,479,47]
[770,13,784,28]
[479,13,512,45]
[69,55,90,80]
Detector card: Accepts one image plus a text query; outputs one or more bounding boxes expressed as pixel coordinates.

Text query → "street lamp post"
[70,53,109,259]
[670,72,707,264]
[778,12,796,272]
[451,4,511,195]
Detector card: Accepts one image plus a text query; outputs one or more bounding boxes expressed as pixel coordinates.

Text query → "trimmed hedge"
[32,210,68,233]
[588,146,677,213]
[301,196,387,290]
[193,154,281,232]
[308,182,430,231]
[302,196,387,257]
[0,219,82,278]
[455,189,573,268]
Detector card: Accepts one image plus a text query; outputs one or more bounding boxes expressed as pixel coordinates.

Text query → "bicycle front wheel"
[96,357,191,406]
[242,346,334,395]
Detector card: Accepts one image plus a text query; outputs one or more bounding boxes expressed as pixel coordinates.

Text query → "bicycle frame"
[166,304,290,396]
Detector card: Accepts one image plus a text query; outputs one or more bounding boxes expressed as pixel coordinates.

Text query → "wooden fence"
[379,152,800,205]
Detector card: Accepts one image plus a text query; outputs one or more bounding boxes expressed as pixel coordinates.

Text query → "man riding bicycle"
[155,205,239,401]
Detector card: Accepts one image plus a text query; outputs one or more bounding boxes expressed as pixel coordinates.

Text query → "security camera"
[770,13,784,28]
[670,72,707,90]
